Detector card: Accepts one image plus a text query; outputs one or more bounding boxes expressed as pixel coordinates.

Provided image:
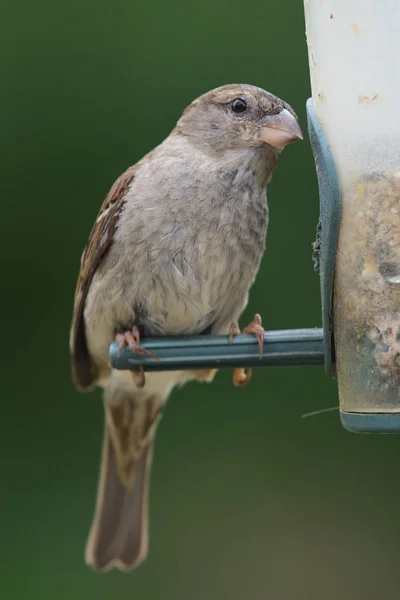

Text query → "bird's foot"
[116,327,159,360]
[130,367,146,389]
[115,327,159,389]
[228,314,265,387]
[228,321,241,344]
[232,367,253,387]
[242,313,265,359]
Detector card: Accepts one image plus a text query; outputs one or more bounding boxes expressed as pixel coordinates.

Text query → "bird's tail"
[85,391,163,571]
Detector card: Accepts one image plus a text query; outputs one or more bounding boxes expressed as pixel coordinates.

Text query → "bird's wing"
[70,165,136,390]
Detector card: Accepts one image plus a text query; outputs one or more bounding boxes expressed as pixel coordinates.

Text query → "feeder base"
[340,411,400,434]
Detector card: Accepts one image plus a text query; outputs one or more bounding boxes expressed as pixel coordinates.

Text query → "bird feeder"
[110,0,400,434]
[304,0,400,431]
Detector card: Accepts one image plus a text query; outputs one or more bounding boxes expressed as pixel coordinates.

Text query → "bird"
[70,83,302,572]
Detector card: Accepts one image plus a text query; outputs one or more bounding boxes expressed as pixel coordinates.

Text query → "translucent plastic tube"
[304,1,400,414]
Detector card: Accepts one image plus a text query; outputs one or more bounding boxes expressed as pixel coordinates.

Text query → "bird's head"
[176,84,302,156]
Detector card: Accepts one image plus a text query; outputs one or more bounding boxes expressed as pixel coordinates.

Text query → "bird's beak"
[257,108,303,149]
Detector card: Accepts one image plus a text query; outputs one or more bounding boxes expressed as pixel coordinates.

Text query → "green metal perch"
[109,328,324,372]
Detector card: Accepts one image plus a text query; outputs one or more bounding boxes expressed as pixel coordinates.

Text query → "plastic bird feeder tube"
[304,0,400,432]
[110,329,324,372]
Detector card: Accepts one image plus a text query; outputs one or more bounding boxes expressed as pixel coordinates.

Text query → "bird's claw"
[116,327,159,361]
[115,327,159,389]
[242,313,265,359]
[131,367,146,388]
[229,314,265,387]
[232,367,253,387]
[228,321,241,344]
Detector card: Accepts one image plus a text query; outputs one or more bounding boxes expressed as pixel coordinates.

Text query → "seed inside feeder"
[334,172,400,410]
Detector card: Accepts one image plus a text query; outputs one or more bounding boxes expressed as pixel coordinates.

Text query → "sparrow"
[70,84,302,572]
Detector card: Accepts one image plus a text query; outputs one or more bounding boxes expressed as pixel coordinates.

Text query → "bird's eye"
[231,98,247,113]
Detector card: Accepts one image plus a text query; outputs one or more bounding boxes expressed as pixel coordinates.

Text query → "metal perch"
[110,328,324,372]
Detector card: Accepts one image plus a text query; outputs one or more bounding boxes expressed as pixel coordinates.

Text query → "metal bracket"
[306,98,341,378]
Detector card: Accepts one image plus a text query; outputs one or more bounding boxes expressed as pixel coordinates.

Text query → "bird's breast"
[104,160,269,336]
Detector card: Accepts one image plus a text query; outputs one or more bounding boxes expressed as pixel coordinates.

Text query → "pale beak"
[257,108,303,149]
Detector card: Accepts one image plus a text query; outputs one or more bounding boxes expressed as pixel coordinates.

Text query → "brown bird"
[70,83,302,571]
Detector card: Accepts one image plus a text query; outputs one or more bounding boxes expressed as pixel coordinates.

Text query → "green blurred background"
[2,0,400,598]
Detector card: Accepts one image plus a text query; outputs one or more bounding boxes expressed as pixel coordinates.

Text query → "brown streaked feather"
[85,394,163,571]
[70,165,136,390]
[107,395,162,487]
